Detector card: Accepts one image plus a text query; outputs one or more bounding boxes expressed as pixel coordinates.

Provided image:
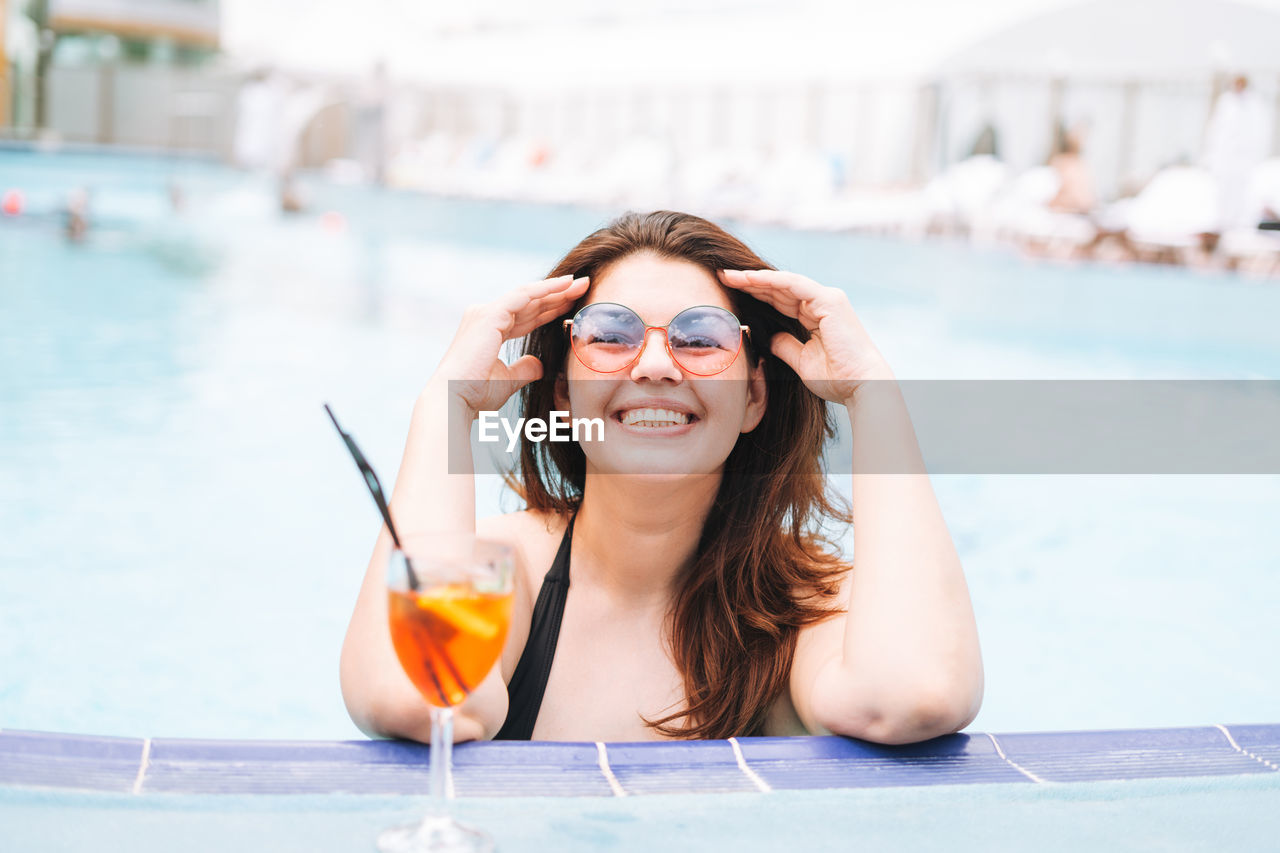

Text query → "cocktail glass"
[378,534,515,853]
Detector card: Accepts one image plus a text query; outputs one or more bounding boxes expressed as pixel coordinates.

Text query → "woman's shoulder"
[476,508,568,547]
[478,509,573,685]
[476,509,570,602]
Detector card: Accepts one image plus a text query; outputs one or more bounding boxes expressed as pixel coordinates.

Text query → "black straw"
[324,403,420,590]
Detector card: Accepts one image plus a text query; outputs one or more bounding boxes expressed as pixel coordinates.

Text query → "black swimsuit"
[493,515,575,740]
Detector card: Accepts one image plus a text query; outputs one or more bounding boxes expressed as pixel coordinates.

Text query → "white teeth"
[621,408,691,427]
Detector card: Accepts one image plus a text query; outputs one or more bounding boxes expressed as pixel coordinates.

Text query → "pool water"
[1,149,1278,741]
[5,775,1280,853]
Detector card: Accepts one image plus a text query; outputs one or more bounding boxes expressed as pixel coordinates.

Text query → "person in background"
[354,61,390,186]
[1048,123,1096,216]
[969,123,1000,158]
[232,69,285,172]
[1203,75,1270,232]
[64,187,89,243]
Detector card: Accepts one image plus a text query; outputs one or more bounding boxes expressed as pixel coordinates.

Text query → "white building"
[384,0,1280,201]
[3,0,231,150]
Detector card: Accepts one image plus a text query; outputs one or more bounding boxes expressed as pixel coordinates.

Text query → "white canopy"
[217,0,1113,85]
[938,0,1280,79]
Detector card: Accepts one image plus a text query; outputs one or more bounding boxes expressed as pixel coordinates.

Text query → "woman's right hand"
[432,274,590,417]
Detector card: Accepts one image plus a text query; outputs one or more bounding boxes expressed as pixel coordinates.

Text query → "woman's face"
[555,252,767,478]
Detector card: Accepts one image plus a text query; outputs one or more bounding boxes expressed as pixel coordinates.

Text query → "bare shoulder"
[476,509,568,684]
[476,507,566,541]
[477,510,567,586]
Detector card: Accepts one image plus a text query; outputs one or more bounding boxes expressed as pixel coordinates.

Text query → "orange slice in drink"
[416,589,501,640]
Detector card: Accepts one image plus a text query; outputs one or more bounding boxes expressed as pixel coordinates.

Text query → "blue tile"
[1222,724,1280,769]
[455,766,613,798]
[995,727,1272,783]
[1225,724,1280,750]
[150,738,439,763]
[752,757,1030,790]
[995,726,1230,755]
[0,756,141,793]
[604,741,755,794]
[734,735,1021,791]
[3,727,1277,796]
[139,737,614,797]
[457,742,611,796]
[143,761,434,795]
[736,733,988,762]
[453,740,600,768]
[0,730,144,761]
[0,731,143,793]
[605,740,739,766]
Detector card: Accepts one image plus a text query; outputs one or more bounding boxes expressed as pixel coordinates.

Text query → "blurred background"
[2,0,1279,742]
[3,0,1279,263]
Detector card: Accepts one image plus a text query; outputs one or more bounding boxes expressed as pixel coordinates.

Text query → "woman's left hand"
[719,269,892,404]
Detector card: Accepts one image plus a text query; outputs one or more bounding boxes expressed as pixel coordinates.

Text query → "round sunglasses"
[563,302,750,376]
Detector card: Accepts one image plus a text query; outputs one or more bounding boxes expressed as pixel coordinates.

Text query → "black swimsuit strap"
[493,514,574,741]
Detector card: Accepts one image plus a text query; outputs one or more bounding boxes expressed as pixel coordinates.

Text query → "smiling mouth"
[614,408,698,428]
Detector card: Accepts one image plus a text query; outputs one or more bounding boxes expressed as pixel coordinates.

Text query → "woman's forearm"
[388,381,479,535]
[339,275,589,743]
[338,380,487,742]
[833,380,984,737]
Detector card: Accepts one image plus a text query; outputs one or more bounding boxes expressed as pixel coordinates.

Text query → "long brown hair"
[510,211,850,738]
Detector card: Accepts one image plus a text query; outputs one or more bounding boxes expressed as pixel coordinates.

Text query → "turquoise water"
[5,775,1280,852]
[2,149,1279,740]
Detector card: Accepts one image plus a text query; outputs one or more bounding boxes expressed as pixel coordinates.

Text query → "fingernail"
[559,274,574,281]
[573,276,589,285]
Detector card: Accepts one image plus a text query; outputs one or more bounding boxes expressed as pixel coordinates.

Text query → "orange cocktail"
[388,585,513,708]
[378,535,515,853]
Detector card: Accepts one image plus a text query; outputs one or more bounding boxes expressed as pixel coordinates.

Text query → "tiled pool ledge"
[1,725,1277,796]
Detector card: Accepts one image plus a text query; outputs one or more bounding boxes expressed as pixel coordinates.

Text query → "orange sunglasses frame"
[563,303,751,377]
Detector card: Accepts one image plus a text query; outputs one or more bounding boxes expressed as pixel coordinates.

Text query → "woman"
[340,211,983,744]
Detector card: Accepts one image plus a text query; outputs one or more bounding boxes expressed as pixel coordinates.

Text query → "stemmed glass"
[323,405,514,853]
[379,533,515,853]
